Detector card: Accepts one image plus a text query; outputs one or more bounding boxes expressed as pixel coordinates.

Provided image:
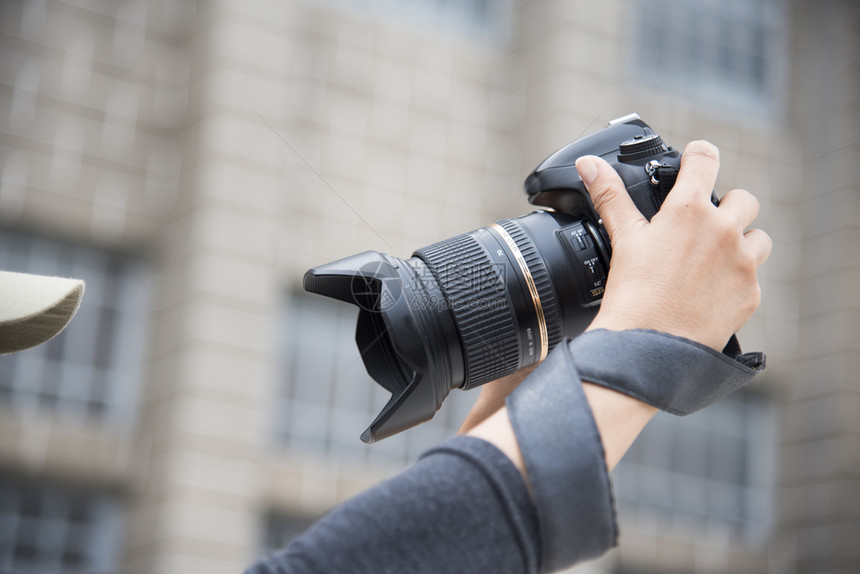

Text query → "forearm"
[581,382,657,469]
[459,364,538,436]
[467,382,655,476]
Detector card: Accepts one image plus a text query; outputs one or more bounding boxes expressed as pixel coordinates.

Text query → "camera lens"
[303,210,608,443]
[414,218,561,388]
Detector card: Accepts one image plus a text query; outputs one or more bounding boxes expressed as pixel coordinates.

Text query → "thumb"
[575,155,647,241]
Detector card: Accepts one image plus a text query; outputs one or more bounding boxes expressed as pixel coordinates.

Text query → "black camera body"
[304,114,685,443]
[522,113,683,309]
[526,112,681,221]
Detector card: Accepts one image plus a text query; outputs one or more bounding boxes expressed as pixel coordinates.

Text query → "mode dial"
[618,133,667,163]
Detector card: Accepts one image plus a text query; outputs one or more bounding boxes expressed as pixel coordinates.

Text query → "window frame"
[0,476,123,573]
[272,291,477,470]
[612,389,776,543]
[0,228,149,426]
[629,0,787,118]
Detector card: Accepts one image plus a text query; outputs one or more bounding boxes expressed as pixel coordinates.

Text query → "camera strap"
[506,329,764,571]
[506,338,618,572]
[652,163,722,208]
[567,329,765,416]
[654,164,678,204]
[504,154,761,570]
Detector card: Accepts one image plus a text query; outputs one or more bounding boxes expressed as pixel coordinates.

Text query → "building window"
[0,477,122,573]
[0,229,147,422]
[631,0,784,114]
[318,0,512,39]
[612,391,774,540]
[274,293,477,468]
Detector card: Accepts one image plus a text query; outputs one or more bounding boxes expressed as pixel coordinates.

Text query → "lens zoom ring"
[414,234,520,388]
[497,219,564,351]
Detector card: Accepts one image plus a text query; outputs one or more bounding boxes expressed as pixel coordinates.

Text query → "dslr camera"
[305,113,692,443]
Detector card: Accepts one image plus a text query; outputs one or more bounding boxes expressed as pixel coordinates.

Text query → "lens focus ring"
[496,219,564,353]
[414,234,520,388]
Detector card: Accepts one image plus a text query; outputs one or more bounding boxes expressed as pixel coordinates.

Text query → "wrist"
[581,382,657,470]
[587,311,723,352]
[569,329,764,415]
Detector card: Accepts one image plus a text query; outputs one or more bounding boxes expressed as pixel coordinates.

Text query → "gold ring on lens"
[489,224,548,362]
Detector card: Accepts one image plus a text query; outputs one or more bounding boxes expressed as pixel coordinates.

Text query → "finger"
[744,228,773,267]
[575,155,647,241]
[670,140,721,203]
[719,188,760,231]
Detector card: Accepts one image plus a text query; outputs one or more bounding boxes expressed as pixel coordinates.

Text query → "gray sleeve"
[246,436,541,574]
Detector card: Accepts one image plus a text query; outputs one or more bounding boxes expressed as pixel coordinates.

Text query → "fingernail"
[576,156,598,186]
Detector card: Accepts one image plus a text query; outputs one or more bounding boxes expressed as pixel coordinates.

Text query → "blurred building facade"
[0,0,857,573]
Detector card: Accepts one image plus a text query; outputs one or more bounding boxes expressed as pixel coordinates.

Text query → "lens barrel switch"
[558,223,607,305]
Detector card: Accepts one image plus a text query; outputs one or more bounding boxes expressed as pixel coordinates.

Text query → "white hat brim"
[0,271,85,355]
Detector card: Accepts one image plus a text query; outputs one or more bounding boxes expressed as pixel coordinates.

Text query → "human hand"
[575,141,772,351]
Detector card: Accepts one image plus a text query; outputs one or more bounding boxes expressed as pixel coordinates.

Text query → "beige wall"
[0,0,858,572]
